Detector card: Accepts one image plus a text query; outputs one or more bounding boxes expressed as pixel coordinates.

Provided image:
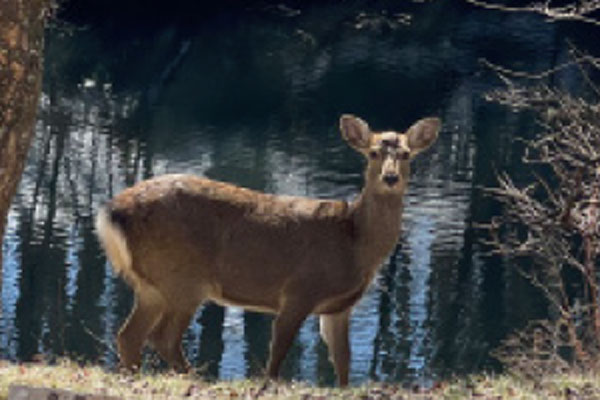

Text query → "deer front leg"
[266,304,311,380]
[319,309,351,386]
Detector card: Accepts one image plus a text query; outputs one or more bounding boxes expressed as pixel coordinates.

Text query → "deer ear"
[340,115,372,151]
[406,117,441,157]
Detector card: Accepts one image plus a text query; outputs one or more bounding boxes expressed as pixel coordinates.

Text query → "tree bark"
[0,0,49,307]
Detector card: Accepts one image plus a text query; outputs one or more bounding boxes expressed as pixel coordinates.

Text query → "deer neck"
[351,184,404,274]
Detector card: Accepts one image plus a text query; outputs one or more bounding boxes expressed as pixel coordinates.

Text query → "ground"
[1,360,600,399]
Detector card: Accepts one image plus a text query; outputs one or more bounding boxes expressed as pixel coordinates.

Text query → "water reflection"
[0,0,592,385]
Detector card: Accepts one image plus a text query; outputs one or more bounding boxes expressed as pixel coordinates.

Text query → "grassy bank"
[1,360,600,399]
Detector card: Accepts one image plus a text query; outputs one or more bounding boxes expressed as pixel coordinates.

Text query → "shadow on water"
[0,0,593,385]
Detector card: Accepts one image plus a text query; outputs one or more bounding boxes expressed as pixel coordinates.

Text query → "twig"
[479,56,600,81]
[81,321,118,358]
[465,0,600,27]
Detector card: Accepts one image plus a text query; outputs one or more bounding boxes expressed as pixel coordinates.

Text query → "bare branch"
[481,42,600,374]
[465,0,600,27]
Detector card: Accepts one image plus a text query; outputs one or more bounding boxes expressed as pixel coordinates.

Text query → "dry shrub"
[481,52,600,377]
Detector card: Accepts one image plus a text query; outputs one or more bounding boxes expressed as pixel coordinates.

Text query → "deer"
[95,114,440,386]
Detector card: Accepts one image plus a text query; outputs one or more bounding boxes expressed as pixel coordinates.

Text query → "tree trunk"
[0,0,49,309]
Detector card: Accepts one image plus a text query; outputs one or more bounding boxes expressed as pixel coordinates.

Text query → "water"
[1,1,594,385]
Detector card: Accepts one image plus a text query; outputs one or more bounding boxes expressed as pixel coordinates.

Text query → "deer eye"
[369,150,379,159]
[399,151,410,160]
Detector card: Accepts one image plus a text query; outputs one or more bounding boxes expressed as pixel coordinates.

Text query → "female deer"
[96,115,440,386]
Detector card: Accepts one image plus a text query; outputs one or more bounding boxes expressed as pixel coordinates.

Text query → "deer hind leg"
[319,309,351,386]
[148,307,197,372]
[266,303,311,380]
[117,287,164,370]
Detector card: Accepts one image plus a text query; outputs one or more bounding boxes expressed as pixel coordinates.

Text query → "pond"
[1,0,595,386]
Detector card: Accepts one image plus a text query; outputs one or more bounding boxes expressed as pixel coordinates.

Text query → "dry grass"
[1,359,600,399]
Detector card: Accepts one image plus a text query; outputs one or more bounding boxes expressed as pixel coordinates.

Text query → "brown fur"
[95,115,441,386]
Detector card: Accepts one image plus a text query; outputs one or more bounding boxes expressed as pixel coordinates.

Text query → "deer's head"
[340,115,441,195]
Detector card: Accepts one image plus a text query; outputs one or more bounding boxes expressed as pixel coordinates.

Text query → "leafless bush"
[481,54,600,377]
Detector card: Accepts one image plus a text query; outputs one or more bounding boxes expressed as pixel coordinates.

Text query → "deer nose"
[382,174,399,187]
